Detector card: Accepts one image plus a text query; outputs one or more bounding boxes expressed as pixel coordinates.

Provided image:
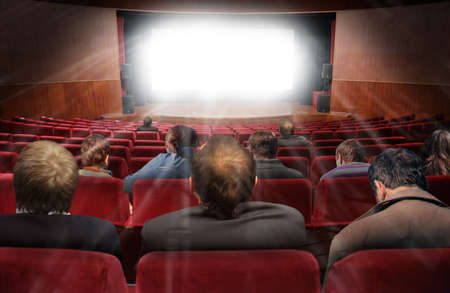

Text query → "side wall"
[0,0,122,120]
[331,2,450,119]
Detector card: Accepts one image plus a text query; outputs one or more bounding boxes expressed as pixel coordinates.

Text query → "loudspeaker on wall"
[317,94,330,113]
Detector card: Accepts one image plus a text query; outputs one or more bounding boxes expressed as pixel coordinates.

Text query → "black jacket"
[255,159,304,179]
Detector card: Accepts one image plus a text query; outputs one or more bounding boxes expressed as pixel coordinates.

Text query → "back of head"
[248,131,278,159]
[80,134,110,168]
[336,139,368,163]
[191,135,256,219]
[143,116,152,127]
[424,130,450,175]
[13,140,79,214]
[166,125,199,158]
[369,148,427,193]
[279,120,295,137]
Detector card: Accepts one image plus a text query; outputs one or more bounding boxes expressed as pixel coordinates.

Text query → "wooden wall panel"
[0,0,122,120]
[331,2,450,118]
[0,81,122,120]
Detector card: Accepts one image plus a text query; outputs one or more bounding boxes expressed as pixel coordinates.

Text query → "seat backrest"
[132,179,197,226]
[129,157,153,174]
[70,176,130,225]
[426,175,450,206]
[364,144,391,157]
[310,155,336,186]
[135,131,159,140]
[39,135,65,143]
[313,146,337,158]
[277,156,309,178]
[376,136,406,145]
[324,248,450,293]
[113,131,136,141]
[71,128,91,138]
[110,145,131,164]
[0,247,128,293]
[61,143,82,156]
[313,177,376,225]
[313,139,343,147]
[0,173,15,214]
[277,147,310,159]
[53,126,71,137]
[311,130,334,140]
[396,142,424,155]
[11,134,38,142]
[109,156,129,179]
[252,178,312,223]
[131,146,166,158]
[0,151,18,173]
[134,140,165,147]
[107,138,133,149]
[92,129,112,138]
[137,250,320,293]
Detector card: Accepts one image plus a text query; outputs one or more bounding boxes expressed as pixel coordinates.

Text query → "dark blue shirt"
[123,150,192,194]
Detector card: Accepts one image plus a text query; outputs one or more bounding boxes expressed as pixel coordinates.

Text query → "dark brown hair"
[336,139,368,163]
[13,140,79,213]
[143,116,152,127]
[166,125,199,157]
[248,131,278,159]
[424,130,450,175]
[191,135,256,219]
[80,134,110,168]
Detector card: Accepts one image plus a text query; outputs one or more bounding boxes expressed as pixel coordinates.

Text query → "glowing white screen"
[142,27,295,96]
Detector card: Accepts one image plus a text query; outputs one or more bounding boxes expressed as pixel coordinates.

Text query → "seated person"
[141,135,305,254]
[248,130,304,179]
[277,120,309,147]
[327,148,450,273]
[320,139,370,181]
[0,141,123,263]
[424,130,450,175]
[123,125,198,194]
[79,134,112,177]
[137,116,159,131]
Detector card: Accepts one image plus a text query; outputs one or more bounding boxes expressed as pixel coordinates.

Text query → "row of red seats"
[1,174,449,227]
[1,246,448,293]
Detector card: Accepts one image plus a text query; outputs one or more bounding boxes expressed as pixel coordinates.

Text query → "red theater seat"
[313,177,376,225]
[0,133,10,141]
[129,157,153,174]
[114,131,136,141]
[364,144,391,157]
[131,146,166,157]
[37,125,53,136]
[0,247,128,293]
[355,137,377,145]
[277,147,310,159]
[376,136,406,145]
[92,129,112,137]
[9,122,24,134]
[108,138,133,149]
[137,250,320,293]
[71,176,130,226]
[373,126,393,138]
[313,146,337,158]
[310,156,336,186]
[324,248,450,293]
[11,134,37,142]
[11,142,31,153]
[53,126,71,137]
[61,144,81,157]
[134,140,165,147]
[0,152,18,174]
[335,129,356,140]
[252,179,312,224]
[427,175,450,206]
[0,173,15,214]
[109,156,129,179]
[277,156,309,178]
[39,135,66,143]
[110,145,131,164]
[132,179,197,226]
[0,141,12,152]
[71,128,91,138]
[135,131,159,140]
[65,137,84,144]
[313,139,343,147]
[311,130,334,140]
[396,142,424,155]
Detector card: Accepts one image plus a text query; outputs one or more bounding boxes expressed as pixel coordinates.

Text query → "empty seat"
[396,142,424,155]
[427,175,450,206]
[134,140,166,147]
[277,156,309,178]
[71,176,130,226]
[10,134,37,143]
[335,130,356,140]
[92,129,112,137]
[137,250,320,293]
[71,128,91,138]
[376,136,406,145]
[364,144,391,157]
[108,138,133,149]
[114,131,136,141]
[355,137,377,145]
[277,147,310,159]
[11,142,31,153]
[0,173,15,214]
[355,129,376,138]
[61,144,82,157]
[0,247,128,293]
[309,156,336,186]
[324,248,450,293]
[373,126,393,138]
[131,146,166,158]
[53,126,71,137]
[132,179,197,226]
[313,146,337,157]
[39,135,66,143]
[0,152,18,174]
[252,179,312,224]
[9,122,24,134]
[391,125,410,138]
[135,131,159,140]
[313,177,376,225]
[65,137,85,144]
[311,131,334,140]
[0,133,10,141]
[37,125,53,136]
[110,145,131,164]
[313,139,343,147]
[0,141,12,152]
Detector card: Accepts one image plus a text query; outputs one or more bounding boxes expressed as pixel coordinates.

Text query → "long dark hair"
[424,130,450,175]
[166,125,199,158]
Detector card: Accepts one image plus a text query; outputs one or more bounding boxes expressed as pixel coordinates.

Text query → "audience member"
[0,141,123,262]
[327,148,450,272]
[123,125,198,194]
[79,134,112,177]
[320,139,370,181]
[137,116,159,131]
[424,130,450,175]
[141,135,305,253]
[277,120,309,147]
[248,130,304,179]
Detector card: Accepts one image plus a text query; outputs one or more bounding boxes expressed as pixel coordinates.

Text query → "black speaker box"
[317,94,330,113]
[321,63,333,80]
[122,95,135,114]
